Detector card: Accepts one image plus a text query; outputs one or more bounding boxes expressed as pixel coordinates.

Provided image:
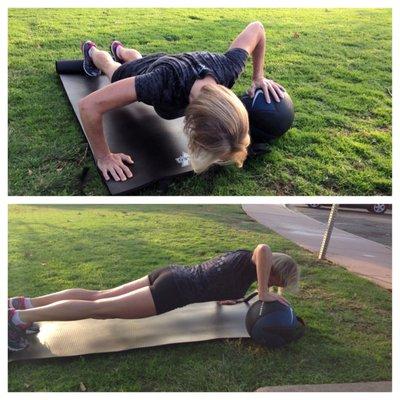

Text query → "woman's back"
[173,249,256,303]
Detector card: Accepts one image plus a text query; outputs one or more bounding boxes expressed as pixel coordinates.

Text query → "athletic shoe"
[9,296,27,310]
[8,297,40,334]
[25,322,40,335]
[110,40,124,64]
[81,40,101,77]
[8,309,28,352]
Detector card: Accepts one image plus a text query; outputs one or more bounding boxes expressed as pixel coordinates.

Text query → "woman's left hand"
[258,292,290,307]
[248,77,285,104]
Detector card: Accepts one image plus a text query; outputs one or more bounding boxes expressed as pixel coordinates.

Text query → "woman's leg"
[29,276,151,308]
[90,47,121,80]
[18,286,156,323]
[117,46,142,63]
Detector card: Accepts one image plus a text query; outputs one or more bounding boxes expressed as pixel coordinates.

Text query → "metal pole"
[318,204,339,260]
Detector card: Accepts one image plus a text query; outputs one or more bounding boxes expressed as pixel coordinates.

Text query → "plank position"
[8,245,299,351]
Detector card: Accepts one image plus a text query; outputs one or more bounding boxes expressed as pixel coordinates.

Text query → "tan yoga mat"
[9,300,254,362]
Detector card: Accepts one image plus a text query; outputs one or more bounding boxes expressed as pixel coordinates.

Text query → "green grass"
[8,8,392,195]
[8,205,391,391]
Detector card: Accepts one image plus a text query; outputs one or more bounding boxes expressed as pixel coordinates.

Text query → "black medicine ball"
[241,89,295,143]
[245,300,305,348]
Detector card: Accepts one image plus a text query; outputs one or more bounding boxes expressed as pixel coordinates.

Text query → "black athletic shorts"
[148,266,186,315]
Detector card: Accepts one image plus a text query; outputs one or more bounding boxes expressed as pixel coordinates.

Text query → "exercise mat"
[56,60,193,195]
[9,299,254,362]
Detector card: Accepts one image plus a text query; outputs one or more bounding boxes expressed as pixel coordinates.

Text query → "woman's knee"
[91,289,110,300]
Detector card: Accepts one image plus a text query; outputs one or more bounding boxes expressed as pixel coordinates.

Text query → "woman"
[77,21,285,181]
[8,244,299,351]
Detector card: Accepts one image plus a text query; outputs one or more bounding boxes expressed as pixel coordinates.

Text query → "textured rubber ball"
[241,89,295,143]
[245,300,305,348]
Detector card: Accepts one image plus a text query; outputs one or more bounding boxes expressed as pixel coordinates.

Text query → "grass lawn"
[8,8,391,196]
[8,205,392,391]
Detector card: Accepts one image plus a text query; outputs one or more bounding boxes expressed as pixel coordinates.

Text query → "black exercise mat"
[56,61,193,195]
[9,300,254,362]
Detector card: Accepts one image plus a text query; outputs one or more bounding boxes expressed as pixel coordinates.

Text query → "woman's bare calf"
[117,46,142,63]
[91,47,121,80]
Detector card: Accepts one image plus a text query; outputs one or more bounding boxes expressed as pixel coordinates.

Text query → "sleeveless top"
[171,249,257,304]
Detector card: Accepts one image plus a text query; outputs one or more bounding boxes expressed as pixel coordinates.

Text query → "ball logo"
[252,89,264,108]
[175,152,190,167]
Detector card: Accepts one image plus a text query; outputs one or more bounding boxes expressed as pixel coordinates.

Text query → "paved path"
[242,205,391,290]
[289,205,392,247]
[256,381,391,392]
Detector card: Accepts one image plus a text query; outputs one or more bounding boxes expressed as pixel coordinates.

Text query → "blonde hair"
[271,252,300,293]
[184,84,250,173]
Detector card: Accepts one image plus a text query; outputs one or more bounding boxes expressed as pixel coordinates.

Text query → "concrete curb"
[256,381,392,392]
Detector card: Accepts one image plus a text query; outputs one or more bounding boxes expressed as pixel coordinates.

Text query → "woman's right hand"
[258,292,290,307]
[97,153,134,181]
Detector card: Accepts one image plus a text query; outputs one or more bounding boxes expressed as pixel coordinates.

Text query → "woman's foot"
[9,296,30,310]
[25,323,40,335]
[8,309,28,352]
[81,40,101,77]
[110,40,124,64]
[7,300,40,335]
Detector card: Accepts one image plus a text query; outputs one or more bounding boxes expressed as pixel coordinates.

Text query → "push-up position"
[78,21,285,181]
[8,245,299,351]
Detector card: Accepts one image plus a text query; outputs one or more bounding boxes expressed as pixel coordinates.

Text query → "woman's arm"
[78,77,137,181]
[230,21,265,81]
[229,21,284,103]
[252,244,289,305]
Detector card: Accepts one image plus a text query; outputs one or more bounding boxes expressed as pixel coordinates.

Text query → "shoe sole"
[9,346,26,352]
[82,62,101,77]
[8,340,28,352]
[26,327,40,335]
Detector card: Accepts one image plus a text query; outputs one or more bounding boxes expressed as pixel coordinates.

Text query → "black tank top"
[172,249,257,304]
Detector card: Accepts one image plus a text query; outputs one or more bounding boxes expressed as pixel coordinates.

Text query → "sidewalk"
[242,204,391,290]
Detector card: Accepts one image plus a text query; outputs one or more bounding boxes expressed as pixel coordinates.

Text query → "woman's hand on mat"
[248,77,285,104]
[97,153,134,181]
[217,300,238,306]
[259,292,290,307]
